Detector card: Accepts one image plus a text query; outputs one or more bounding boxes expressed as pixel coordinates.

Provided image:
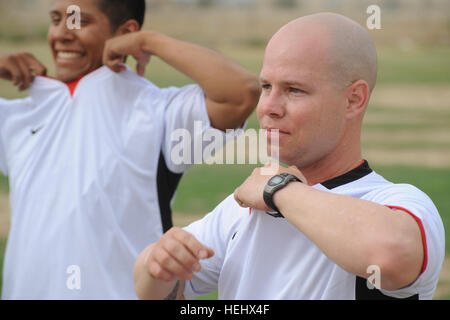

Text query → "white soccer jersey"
[0,66,230,299]
[184,161,445,300]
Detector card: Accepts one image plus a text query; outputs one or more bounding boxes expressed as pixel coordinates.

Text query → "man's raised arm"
[103,31,260,131]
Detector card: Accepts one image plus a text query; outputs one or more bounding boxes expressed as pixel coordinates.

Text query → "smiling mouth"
[56,51,85,60]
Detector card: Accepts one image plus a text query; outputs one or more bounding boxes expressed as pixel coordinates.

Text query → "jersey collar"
[30,65,112,100]
[320,160,373,190]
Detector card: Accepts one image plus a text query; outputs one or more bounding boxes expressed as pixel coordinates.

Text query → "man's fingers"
[103,42,124,72]
[0,53,47,90]
[104,54,124,72]
[135,56,147,76]
[162,237,200,273]
[199,247,214,259]
[136,62,145,76]
[0,62,15,81]
[148,228,213,281]
[135,54,150,77]
[148,260,176,282]
[6,57,23,86]
[15,57,33,91]
[171,228,214,261]
[154,247,194,280]
[22,53,47,77]
[234,186,250,208]
[28,59,47,77]
[234,192,247,208]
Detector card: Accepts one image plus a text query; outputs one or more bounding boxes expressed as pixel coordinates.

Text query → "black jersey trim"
[156,152,183,233]
[320,160,373,190]
[355,276,419,300]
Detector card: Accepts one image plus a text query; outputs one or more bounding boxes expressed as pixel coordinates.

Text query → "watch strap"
[263,173,302,218]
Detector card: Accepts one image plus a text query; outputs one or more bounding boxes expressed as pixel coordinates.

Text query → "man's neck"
[296,142,363,186]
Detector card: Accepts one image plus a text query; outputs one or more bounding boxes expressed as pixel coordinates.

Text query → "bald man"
[133,13,445,300]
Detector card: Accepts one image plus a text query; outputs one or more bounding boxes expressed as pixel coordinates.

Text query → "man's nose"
[257,89,286,118]
[50,20,76,42]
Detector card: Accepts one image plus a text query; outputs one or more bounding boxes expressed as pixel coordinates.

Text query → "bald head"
[267,12,378,93]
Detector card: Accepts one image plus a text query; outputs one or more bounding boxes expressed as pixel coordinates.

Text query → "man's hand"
[103,31,151,76]
[0,53,47,91]
[144,227,214,282]
[234,163,307,211]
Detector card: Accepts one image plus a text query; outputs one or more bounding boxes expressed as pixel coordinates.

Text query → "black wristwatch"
[263,173,302,218]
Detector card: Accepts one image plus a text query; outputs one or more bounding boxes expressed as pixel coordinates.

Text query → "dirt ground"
[0,193,9,240]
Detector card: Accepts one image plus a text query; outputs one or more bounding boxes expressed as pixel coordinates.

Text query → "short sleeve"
[160,84,239,174]
[365,183,445,299]
[182,194,247,299]
[0,96,31,176]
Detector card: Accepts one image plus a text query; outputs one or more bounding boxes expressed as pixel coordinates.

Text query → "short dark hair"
[97,0,146,32]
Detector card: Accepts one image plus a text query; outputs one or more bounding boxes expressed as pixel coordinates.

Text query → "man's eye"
[51,18,61,24]
[289,87,304,94]
[261,84,271,91]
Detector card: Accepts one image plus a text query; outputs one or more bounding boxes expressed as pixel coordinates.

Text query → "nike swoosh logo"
[31,125,44,135]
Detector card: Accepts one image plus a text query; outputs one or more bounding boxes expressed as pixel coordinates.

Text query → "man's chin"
[55,66,100,83]
[56,71,86,83]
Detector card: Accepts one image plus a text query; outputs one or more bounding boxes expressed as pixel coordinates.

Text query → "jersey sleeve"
[365,183,445,299]
[160,84,239,174]
[182,194,247,299]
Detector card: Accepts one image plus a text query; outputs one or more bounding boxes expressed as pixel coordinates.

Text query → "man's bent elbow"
[234,77,261,121]
[242,76,261,110]
[375,240,424,291]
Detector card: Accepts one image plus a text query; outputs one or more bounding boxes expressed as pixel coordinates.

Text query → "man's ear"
[114,19,140,36]
[345,80,370,120]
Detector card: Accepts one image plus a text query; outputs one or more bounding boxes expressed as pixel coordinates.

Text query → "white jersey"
[184,161,445,300]
[0,66,230,299]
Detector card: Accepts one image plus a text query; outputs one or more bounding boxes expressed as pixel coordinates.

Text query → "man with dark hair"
[0,0,259,299]
[97,0,146,32]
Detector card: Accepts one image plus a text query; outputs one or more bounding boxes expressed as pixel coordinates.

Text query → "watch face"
[268,175,284,186]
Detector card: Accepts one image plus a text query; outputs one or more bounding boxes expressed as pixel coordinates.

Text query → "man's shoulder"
[333,169,438,214]
[105,67,205,107]
[365,171,429,200]
[196,194,249,228]
[362,171,441,219]
[0,96,32,106]
[184,193,249,242]
[0,96,33,117]
[105,66,160,93]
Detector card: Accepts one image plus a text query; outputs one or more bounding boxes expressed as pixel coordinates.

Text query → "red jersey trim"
[65,76,84,97]
[385,205,428,274]
[352,159,366,170]
[40,73,88,97]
